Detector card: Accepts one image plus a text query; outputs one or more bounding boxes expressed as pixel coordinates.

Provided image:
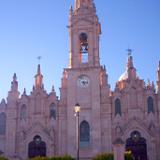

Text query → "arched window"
[79,33,88,63]
[80,121,90,147]
[0,113,6,135]
[115,98,122,116]
[20,104,27,120]
[147,96,154,113]
[50,103,56,119]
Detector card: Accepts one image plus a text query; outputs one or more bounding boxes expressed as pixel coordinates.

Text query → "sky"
[0,0,159,100]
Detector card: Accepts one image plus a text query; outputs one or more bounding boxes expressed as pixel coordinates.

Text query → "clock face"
[77,75,90,88]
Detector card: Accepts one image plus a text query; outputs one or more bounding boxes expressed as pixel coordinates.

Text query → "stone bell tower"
[69,0,101,68]
[59,0,111,158]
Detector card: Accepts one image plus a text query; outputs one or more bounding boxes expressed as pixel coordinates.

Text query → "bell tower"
[59,0,112,158]
[69,0,101,68]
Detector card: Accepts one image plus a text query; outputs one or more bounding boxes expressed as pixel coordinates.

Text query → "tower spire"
[118,49,138,82]
[7,73,20,101]
[35,57,43,89]
[126,49,137,80]
[11,73,18,92]
[127,49,134,69]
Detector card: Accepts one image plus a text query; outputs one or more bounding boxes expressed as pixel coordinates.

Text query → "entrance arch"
[126,131,147,160]
[28,135,46,158]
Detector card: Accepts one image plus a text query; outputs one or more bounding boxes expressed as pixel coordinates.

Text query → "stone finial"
[52,85,55,92]
[101,68,108,86]
[147,79,151,89]
[128,52,138,80]
[35,64,43,89]
[152,81,155,90]
[13,73,17,81]
[70,5,73,13]
[37,64,41,75]
[8,73,20,100]
[23,88,26,95]
[103,65,106,71]
[157,61,160,80]
[0,99,6,108]
[127,51,134,69]
[11,73,18,92]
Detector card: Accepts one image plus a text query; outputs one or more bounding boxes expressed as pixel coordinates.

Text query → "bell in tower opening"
[79,33,89,63]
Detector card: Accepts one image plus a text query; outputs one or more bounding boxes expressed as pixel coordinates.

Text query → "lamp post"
[74,103,81,160]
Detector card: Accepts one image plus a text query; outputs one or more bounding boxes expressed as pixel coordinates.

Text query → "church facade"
[0,0,160,160]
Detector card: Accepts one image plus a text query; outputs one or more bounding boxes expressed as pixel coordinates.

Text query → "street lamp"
[74,103,81,160]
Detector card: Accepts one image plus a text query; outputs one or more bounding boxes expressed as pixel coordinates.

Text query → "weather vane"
[37,56,42,64]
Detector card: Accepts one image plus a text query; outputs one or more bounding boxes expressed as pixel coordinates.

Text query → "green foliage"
[50,155,74,160]
[0,156,8,160]
[92,152,134,160]
[28,155,74,160]
[92,153,114,160]
[30,157,49,160]
[125,151,134,160]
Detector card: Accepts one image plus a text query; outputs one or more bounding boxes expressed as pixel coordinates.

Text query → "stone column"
[113,138,125,160]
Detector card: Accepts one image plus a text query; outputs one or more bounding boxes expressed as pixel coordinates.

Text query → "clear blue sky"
[0,0,159,100]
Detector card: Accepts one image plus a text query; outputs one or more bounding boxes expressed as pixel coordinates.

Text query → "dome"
[118,71,128,81]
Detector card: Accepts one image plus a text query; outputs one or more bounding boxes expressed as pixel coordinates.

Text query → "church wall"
[61,67,104,158]
[100,111,112,153]
[112,80,159,160]
[5,100,18,158]
[0,1,159,160]
[0,137,5,155]
[0,104,6,154]
[8,88,58,159]
[57,104,67,155]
